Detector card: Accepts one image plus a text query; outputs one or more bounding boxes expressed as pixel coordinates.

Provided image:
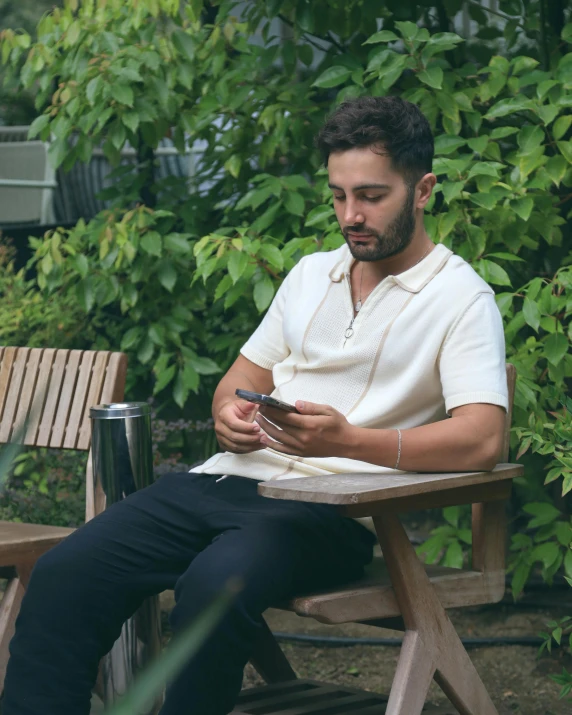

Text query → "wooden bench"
[243,364,523,715]
[0,346,127,691]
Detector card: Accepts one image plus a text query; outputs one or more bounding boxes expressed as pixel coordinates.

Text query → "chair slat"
[50,350,83,448]
[36,350,70,447]
[23,349,56,445]
[0,349,29,443]
[76,351,110,451]
[100,352,128,404]
[63,351,96,450]
[501,364,516,463]
[12,349,42,444]
[0,348,16,429]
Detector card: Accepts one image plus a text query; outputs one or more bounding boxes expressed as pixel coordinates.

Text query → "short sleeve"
[239,269,293,370]
[439,292,508,414]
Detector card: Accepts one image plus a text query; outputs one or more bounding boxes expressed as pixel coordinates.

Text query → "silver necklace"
[354,245,434,313]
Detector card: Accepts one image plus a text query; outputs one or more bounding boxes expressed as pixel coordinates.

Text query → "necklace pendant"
[354,300,362,312]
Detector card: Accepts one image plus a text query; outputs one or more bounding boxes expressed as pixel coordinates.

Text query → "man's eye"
[333,195,345,202]
[363,196,382,202]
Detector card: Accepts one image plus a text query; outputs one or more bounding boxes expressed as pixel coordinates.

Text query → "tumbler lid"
[89,402,151,419]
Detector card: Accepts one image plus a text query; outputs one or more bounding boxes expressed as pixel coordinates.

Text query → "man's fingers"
[255,414,301,448]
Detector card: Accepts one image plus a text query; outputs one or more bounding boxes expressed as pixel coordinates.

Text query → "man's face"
[327,146,417,262]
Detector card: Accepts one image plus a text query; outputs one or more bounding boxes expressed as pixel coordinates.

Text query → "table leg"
[373,511,498,715]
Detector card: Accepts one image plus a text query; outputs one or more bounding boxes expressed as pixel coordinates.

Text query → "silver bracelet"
[394,428,402,470]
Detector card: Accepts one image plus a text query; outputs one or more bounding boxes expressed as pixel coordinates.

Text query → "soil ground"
[140,590,572,714]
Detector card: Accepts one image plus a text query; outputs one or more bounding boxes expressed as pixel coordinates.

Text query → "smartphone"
[235,389,299,413]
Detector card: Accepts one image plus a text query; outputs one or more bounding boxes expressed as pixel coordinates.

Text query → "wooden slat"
[0,347,14,426]
[259,463,523,506]
[100,351,128,404]
[0,578,24,691]
[12,349,42,444]
[235,681,389,715]
[0,348,29,443]
[49,350,83,448]
[342,479,511,518]
[63,351,96,449]
[36,350,70,447]
[285,559,504,624]
[77,351,110,450]
[23,349,56,445]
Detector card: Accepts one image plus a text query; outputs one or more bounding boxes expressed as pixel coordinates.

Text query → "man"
[3,96,508,715]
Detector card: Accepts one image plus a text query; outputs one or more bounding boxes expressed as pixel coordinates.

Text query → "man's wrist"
[344,426,396,467]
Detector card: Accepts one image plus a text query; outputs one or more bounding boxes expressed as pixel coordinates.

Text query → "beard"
[342,184,416,262]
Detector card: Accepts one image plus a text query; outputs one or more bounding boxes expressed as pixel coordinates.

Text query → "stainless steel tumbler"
[90,402,162,712]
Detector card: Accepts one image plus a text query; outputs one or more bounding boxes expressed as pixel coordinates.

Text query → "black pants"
[2,473,375,715]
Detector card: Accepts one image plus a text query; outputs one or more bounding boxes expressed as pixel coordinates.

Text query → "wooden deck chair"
[239,364,524,715]
[0,346,127,691]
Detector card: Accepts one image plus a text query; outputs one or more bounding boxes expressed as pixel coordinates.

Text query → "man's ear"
[416,173,437,209]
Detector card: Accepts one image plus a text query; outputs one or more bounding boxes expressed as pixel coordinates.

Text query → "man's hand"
[214,399,264,454]
[255,401,355,458]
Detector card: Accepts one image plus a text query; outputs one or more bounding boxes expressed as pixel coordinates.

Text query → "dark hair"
[316,96,434,185]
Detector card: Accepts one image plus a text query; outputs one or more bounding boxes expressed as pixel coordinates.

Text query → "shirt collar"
[328,243,452,294]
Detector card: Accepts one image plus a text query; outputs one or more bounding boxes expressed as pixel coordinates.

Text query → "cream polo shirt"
[194,243,509,482]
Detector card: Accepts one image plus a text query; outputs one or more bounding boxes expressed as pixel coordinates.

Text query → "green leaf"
[530,541,560,569]
[545,155,568,186]
[228,251,248,283]
[157,261,177,292]
[523,296,541,331]
[173,371,188,409]
[120,327,142,351]
[519,146,545,177]
[395,21,419,41]
[305,205,334,227]
[490,127,518,140]
[71,254,89,278]
[182,362,199,392]
[47,138,68,171]
[363,30,399,44]
[172,28,196,62]
[164,233,191,254]
[312,66,352,89]
[253,273,275,312]
[418,66,443,89]
[444,541,464,569]
[258,244,284,270]
[122,112,140,134]
[544,333,569,366]
[153,365,176,394]
[189,356,221,375]
[553,116,572,140]
[511,198,534,222]
[28,114,50,139]
[110,84,134,107]
[467,136,489,154]
[511,56,539,75]
[141,232,162,257]
[476,259,511,286]
[484,97,533,119]
[495,293,513,317]
[517,125,544,152]
[442,181,464,204]
[283,192,305,216]
[467,162,502,179]
[434,135,465,155]
[137,337,154,365]
[523,501,561,526]
[557,140,572,164]
[76,277,94,312]
[511,560,531,597]
[225,155,242,179]
[469,193,497,210]
[86,76,102,105]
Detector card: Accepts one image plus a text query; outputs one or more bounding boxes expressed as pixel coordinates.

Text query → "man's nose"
[344,200,365,226]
